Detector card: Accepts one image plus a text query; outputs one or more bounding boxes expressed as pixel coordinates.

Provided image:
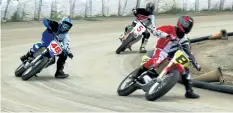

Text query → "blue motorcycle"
[15,28,66,80]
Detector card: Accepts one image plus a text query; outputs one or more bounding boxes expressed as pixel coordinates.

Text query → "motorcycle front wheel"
[14,47,47,77]
[145,69,179,101]
[15,64,26,77]
[116,34,135,54]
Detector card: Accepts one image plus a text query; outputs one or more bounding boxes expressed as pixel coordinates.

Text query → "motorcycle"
[115,20,151,54]
[117,41,193,101]
[14,27,67,81]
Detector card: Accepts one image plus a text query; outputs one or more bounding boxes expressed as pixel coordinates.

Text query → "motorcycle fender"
[24,54,43,69]
[122,30,134,41]
[133,31,139,38]
[140,80,156,92]
[128,35,143,46]
[175,64,185,72]
[49,50,55,57]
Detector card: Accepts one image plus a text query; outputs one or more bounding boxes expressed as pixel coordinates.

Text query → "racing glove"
[152,30,169,37]
[68,52,73,59]
[193,62,201,71]
[132,8,137,16]
[43,17,59,33]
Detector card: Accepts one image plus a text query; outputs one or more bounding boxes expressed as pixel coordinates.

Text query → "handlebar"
[47,26,64,48]
[138,20,154,33]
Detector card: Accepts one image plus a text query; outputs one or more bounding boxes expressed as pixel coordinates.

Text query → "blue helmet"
[59,17,73,33]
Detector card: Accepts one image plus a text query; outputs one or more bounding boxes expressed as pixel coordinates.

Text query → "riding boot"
[139,38,148,53]
[131,66,148,79]
[55,55,69,78]
[182,70,200,99]
[184,80,200,99]
[20,50,33,62]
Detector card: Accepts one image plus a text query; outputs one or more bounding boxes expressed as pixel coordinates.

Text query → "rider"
[132,15,201,99]
[20,17,74,78]
[119,2,156,53]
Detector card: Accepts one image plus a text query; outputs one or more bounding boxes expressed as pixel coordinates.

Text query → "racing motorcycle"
[117,41,193,101]
[14,27,66,81]
[116,20,151,54]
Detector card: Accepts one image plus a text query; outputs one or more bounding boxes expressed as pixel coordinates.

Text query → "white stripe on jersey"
[163,36,190,54]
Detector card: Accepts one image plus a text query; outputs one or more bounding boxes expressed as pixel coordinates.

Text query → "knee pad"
[31,42,42,52]
[181,68,191,82]
[57,53,68,65]
[142,31,150,39]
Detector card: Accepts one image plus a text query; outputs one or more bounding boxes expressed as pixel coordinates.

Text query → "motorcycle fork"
[122,30,133,41]
[135,71,156,92]
[128,35,143,46]
[24,49,48,69]
[156,61,175,82]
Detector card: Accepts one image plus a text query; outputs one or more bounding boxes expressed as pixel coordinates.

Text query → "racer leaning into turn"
[20,17,74,79]
[119,2,156,53]
[132,15,201,99]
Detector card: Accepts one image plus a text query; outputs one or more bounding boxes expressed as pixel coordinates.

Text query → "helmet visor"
[60,23,71,33]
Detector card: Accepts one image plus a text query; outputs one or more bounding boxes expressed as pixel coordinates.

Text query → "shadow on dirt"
[128,93,186,102]
[28,75,55,81]
[116,50,148,55]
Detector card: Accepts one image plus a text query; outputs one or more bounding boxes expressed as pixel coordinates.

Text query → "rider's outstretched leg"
[55,52,69,78]
[181,68,200,99]
[139,30,150,53]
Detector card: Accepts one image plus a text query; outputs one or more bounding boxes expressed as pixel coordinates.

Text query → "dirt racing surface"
[1,13,233,112]
[191,36,233,84]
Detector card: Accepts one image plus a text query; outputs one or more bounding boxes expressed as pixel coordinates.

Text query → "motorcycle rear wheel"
[21,57,49,81]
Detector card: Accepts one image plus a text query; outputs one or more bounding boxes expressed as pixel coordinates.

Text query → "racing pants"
[143,48,168,69]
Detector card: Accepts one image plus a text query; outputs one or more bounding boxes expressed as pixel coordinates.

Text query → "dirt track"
[191,36,233,83]
[1,13,233,112]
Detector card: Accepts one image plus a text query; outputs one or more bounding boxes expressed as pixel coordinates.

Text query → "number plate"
[173,50,190,67]
[49,40,62,55]
[134,22,146,36]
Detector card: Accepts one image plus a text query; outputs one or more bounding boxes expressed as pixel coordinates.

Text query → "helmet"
[145,2,155,14]
[59,17,73,33]
[177,16,194,34]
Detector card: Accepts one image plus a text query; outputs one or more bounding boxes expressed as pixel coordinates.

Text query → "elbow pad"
[43,18,50,28]
[149,15,156,28]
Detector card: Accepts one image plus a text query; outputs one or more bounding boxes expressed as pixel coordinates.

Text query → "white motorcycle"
[116,21,152,54]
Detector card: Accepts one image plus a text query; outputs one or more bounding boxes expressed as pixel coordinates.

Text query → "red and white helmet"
[177,16,194,34]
